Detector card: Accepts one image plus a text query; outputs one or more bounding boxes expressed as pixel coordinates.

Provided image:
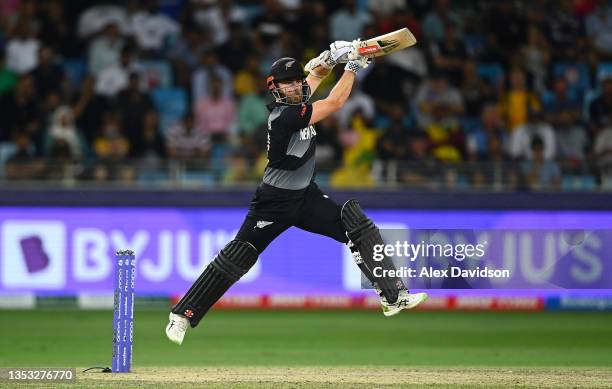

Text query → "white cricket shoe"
[380,290,428,317]
[165,312,189,345]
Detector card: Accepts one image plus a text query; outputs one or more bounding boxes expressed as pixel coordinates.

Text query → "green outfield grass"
[0,309,611,368]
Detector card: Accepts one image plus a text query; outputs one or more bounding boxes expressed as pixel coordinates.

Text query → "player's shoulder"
[269,103,311,125]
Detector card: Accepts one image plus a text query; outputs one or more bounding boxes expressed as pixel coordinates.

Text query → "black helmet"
[267,57,310,105]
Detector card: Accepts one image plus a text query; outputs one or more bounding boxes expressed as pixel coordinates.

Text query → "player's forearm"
[306,74,323,95]
[326,71,355,107]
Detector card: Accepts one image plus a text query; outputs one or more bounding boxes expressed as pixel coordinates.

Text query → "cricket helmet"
[266,57,310,105]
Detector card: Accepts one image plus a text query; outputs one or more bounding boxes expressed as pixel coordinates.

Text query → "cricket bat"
[355,28,417,58]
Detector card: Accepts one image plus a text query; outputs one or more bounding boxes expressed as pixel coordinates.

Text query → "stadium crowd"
[0,0,611,191]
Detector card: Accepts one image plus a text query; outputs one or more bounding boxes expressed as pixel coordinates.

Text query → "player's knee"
[210,239,259,282]
[340,199,377,242]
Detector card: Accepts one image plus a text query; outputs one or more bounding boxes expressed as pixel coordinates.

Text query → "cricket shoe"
[165,312,189,345]
[380,290,428,317]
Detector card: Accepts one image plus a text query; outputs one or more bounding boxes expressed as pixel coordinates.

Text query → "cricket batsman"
[166,41,428,345]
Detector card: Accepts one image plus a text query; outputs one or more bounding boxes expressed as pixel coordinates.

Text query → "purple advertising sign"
[1,207,612,295]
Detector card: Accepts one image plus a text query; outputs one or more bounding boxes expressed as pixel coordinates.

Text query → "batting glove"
[344,54,372,73]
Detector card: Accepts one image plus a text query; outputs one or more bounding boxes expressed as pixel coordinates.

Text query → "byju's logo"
[20,236,50,273]
[1,221,66,289]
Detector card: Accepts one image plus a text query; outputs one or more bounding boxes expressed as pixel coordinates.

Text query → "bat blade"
[356,28,417,58]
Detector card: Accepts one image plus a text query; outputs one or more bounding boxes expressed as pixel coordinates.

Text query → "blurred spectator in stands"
[368,0,408,20]
[5,19,40,74]
[555,110,589,168]
[330,0,373,41]
[134,110,166,170]
[0,50,17,97]
[0,75,43,150]
[486,0,527,63]
[594,125,612,190]
[88,22,125,76]
[166,112,210,160]
[399,130,436,188]
[129,0,180,55]
[73,76,109,144]
[192,50,232,102]
[520,135,561,191]
[467,104,506,161]
[544,76,582,129]
[115,72,155,156]
[251,0,294,68]
[92,111,130,181]
[191,0,246,47]
[298,1,330,58]
[78,1,127,39]
[589,74,612,133]
[460,59,497,118]
[45,105,86,158]
[430,22,467,87]
[95,47,137,98]
[507,110,555,161]
[547,0,587,62]
[336,89,375,129]
[415,72,464,129]
[237,75,268,135]
[38,0,71,57]
[586,0,612,60]
[498,67,541,131]
[376,103,410,161]
[314,116,343,171]
[44,138,74,181]
[31,46,65,100]
[331,110,378,188]
[194,74,236,145]
[218,22,253,74]
[519,24,550,94]
[4,132,43,180]
[234,55,260,97]
[223,148,255,185]
[422,0,463,44]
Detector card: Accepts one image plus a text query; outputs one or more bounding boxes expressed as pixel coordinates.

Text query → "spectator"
[223,149,256,185]
[555,110,589,166]
[519,24,550,94]
[543,76,582,128]
[422,0,463,43]
[4,132,43,180]
[589,74,612,131]
[336,89,376,130]
[498,67,541,132]
[218,23,254,75]
[134,111,166,169]
[114,72,155,156]
[399,130,437,188]
[234,55,261,97]
[87,22,125,76]
[329,0,373,42]
[73,76,110,144]
[237,80,269,136]
[78,2,128,39]
[594,125,612,190]
[5,19,40,74]
[414,72,464,128]
[30,46,65,99]
[129,0,180,53]
[0,51,17,97]
[585,0,612,59]
[467,104,506,161]
[520,135,561,191]
[192,50,232,102]
[546,0,587,61]
[430,22,468,87]
[194,75,237,144]
[37,0,71,57]
[0,75,43,149]
[460,59,497,118]
[45,106,86,158]
[314,116,343,170]
[376,103,411,161]
[166,112,210,160]
[486,0,527,62]
[93,112,130,162]
[95,47,137,98]
[507,110,556,161]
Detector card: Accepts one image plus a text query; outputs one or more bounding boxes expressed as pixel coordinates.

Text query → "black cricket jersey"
[248,101,318,220]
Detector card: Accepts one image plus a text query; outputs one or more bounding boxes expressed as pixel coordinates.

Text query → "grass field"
[1,309,611,388]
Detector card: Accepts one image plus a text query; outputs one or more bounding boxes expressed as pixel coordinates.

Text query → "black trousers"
[235,182,349,253]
